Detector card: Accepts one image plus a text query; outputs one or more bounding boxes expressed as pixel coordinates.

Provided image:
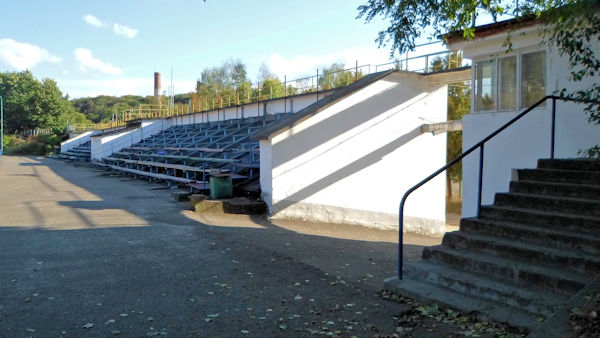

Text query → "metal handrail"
[397,95,600,279]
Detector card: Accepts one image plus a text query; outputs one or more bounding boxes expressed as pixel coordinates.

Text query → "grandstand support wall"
[91,120,167,161]
[61,131,98,153]
[259,71,451,234]
[169,92,333,127]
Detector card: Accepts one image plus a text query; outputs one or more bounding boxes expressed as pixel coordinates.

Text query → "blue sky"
[0,0,447,98]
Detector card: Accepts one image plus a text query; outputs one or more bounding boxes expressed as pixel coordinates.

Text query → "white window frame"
[472,48,548,113]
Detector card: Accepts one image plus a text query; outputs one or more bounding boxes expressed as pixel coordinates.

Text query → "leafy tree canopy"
[0,71,89,133]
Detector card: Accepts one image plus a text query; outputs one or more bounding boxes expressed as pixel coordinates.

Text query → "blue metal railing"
[397,95,600,279]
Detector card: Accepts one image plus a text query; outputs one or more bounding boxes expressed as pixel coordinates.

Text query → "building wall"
[262,73,448,234]
[453,24,600,217]
[90,120,166,161]
[171,92,332,127]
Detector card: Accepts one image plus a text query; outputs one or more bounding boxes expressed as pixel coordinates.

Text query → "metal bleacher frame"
[95,114,283,192]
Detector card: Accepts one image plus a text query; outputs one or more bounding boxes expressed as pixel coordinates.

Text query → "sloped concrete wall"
[60,131,97,153]
[262,72,448,234]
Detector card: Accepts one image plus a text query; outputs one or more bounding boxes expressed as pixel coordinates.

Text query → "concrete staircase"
[385,158,600,329]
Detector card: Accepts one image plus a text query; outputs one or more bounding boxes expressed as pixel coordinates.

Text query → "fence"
[73,46,470,132]
[22,128,54,136]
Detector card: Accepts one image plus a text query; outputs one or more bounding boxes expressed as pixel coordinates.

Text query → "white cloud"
[112,23,138,39]
[83,14,105,27]
[74,48,122,75]
[82,14,139,39]
[56,77,196,98]
[0,38,61,70]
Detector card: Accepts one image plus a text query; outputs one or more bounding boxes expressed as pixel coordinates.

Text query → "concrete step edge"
[406,261,567,316]
[460,218,600,253]
[383,276,543,330]
[424,245,589,290]
[444,231,600,270]
[480,205,600,224]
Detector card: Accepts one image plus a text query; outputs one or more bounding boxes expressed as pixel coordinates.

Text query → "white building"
[256,69,469,234]
[446,18,600,217]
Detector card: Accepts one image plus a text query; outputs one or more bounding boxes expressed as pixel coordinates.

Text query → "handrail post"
[398,201,405,280]
[477,144,484,218]
[551,97,556,159]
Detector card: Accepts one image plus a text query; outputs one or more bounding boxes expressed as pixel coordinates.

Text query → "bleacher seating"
[96,114,284,192]
[59,141,91,162]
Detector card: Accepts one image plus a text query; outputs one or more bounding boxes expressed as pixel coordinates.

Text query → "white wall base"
[270,200,445,235]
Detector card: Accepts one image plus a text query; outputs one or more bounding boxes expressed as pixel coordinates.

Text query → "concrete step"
[494,192,600,217]
[422,245,588,294]
[538,158,600,172]
[479,205,600,234]
[383,276,543,330]
[405,261,568,317]
[460,217,600,255]
[193,197,266,215]
[442,231,600,274]
[518,168,600,185]
[509,180,600,201]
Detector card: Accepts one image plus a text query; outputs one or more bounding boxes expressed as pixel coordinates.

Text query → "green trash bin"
[209,174,233,199]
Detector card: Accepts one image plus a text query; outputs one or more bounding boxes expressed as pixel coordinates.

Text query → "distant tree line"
[71,95,158,123]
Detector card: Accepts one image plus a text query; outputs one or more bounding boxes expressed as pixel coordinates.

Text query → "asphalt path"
[0,156,443,337]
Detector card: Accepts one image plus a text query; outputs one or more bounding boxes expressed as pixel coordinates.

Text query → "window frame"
[472,48,548,113]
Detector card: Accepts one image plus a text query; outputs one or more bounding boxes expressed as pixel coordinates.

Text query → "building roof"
[444,15,538,44]
[253,67,471,141]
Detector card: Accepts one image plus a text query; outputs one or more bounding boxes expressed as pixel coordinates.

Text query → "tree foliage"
[71,95,154,123]
[318,62,361,90]
[0,71,88,133]
[431,52,471,195]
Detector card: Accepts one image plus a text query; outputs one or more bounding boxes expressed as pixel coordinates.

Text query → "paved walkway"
[0,156,445,337]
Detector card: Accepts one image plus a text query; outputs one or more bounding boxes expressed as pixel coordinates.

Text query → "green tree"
[196,59,251,108]
[260,78,284,100]
[431,52,470,198]
[0,71,85,133]
[318,62,358,90]
[358,0,600,156]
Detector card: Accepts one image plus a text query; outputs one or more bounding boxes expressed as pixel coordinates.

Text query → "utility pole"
[0,95,3,156]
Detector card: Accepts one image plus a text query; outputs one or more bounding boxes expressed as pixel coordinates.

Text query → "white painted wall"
[60,131,97,153]
[262,72,449,234]
[450,23,600,217]
[170,91,333,127]
[90,120,166,161]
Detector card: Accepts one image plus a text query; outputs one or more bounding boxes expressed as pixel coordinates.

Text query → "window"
[474,59,496,111]
[498,56,517,110]
[521,51,546,108]
[474,50,546,112]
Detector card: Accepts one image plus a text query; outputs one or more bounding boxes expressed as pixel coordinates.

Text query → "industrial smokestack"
[154,72,161,97]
